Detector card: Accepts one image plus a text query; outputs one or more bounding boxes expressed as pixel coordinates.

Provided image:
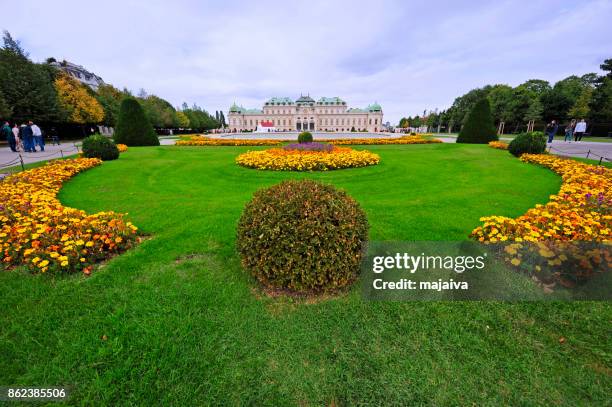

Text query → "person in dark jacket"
[545,120,558,143]
[2,121,16,152]
[21,122,34,152]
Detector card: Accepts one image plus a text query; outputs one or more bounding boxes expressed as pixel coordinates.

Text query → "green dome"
[368,103,382,112]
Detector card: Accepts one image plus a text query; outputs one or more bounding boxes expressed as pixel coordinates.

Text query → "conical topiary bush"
[456,98,498,144]
[113,97,160,146]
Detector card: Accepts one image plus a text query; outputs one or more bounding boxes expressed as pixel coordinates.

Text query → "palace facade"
[228,95,383,132]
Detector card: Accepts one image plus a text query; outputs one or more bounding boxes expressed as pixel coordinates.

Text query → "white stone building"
[49,60,105,90]
[228,95,384,132]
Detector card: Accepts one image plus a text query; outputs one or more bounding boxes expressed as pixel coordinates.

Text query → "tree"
[600,58,612,79]
[398,117,409,128]
[113,97,159,146]
[139,94,176,128]
[54,72,104,124]
[95,84,126,126]
[516,79,551,97]
[219,111,226,127]
[0,88,12,118]
[2,30,28,58]
[524,98,543,123]
[449,86,491,127]
[175,111,190,128]
[587,59,612,136]
[0,31,61,122]
[456,98,498,144]
[568,87,593,119]
[487,84,514,124]
[589,77,612,122]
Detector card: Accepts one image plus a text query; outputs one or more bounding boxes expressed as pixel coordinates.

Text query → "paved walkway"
[0,141,81,170]
[436,136,612,161]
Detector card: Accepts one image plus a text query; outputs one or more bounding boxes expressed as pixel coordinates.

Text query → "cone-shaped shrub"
[113,97,159,146]
[237,179,368,293]
[456,98,498,144]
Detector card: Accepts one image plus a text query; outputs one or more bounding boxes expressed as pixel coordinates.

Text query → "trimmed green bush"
[297,131,313,143]
[237,179,368,293]
[113,97,160,146]
[456,98,498,144]
[81,134,119,161]
[508,131,547,157]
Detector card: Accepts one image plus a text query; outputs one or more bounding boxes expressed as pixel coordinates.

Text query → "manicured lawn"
[1,144,610,405]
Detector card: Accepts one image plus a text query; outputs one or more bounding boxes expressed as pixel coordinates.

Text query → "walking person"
[30,121,44,152]
[574,119,587,142]
[21,122,34,152]
[564,119,576,142]
[2,121,16,152]
[12,124,23,152]
[546,120,558,143]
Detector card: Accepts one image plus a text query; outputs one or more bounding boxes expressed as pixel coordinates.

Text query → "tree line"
[399,58,612,136]
[0,31,225,134]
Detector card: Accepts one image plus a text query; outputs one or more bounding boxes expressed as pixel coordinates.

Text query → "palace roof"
[265,97,294,105]
[296,95,316,105]
[317,97,346,105]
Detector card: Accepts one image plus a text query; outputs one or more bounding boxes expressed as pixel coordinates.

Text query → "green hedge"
[82,134,119,161]
[508,131,547,157]
[297,131,313,143]
[237,179,369,293]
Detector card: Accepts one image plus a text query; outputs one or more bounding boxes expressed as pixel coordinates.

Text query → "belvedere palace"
[228,95,383,132]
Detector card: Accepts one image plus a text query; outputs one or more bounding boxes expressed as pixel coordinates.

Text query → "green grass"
[1,144,610,405]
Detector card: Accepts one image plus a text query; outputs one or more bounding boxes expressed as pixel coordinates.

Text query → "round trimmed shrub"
[297,131,313,143]
[456,98,498,144]
[508,131,546,157]
[82,134,119,161]
[237,179,368,293]
[113,97,160,146]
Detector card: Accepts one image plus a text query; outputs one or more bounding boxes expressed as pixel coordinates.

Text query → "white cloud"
[3,0,611,123]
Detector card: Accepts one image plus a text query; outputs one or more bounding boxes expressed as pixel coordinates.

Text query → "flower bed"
[117,143,128,152]
[236,146,380,171]
[471,154,611,286]
[488,141,508,150]
[0,159,139,275]
[327,135,442,145]
[283,142,334,152]
[175,136,282,146]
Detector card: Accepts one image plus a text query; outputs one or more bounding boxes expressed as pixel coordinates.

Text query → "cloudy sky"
[3,0,612,123]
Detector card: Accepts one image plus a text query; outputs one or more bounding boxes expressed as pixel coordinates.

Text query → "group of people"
[1,121,45,153]
[545,119,588,143]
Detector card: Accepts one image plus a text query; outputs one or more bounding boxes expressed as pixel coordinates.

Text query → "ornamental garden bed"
[235,142,380,171]
[1,144,609,405]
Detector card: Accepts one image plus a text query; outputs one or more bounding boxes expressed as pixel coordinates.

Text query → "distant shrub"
[113,97,160,146]
[456,98,498,144]
[351,126,356,132]
[508,132,547,157]
[237,179,369,293]
[297,131,313,143]
[82,134,119,161]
